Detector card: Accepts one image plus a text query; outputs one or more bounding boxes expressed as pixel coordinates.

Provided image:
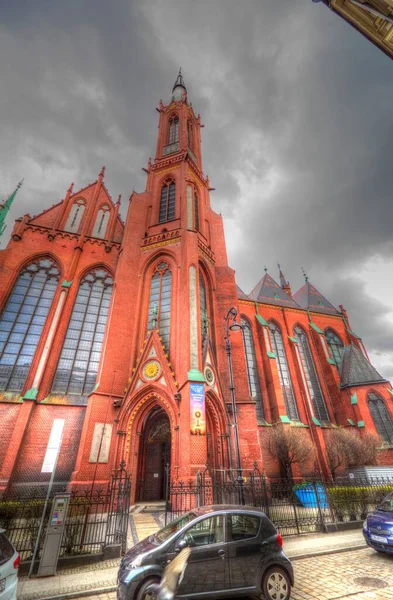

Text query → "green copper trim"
[0,180,23,238]
[309,322,324,334]
[23,387,38,400]
[258,420,272,427]
[91,381,100,393]
[267,351,276,359]
[349,329,361,340]
[388,389,393,396]
[351,392,358,405]
[358,421,365,428]
[187,369,205,382]
[288,336,298,344]
[312,416,321,426]
[291,421,309,428]
[62,280,73,288]
[327,358,336,366]
[256,314,268,327]
[347,419,355,426]
[280,415,291,424]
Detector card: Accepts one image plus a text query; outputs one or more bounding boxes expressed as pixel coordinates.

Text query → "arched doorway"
[137,407,171,502]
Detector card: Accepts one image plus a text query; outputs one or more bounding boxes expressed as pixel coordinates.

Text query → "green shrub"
[326,485,393,521]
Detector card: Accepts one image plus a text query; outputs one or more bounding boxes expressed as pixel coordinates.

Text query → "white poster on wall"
[89,423,113,463]
[41,419,65,473]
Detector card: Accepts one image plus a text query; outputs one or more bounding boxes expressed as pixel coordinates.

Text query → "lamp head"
[229,322,243,332]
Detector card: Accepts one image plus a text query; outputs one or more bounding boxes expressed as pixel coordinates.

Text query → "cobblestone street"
[79,548,393,600]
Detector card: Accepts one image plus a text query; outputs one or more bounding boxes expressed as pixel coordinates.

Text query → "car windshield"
[378,494,393,512]
[155,512,197,543]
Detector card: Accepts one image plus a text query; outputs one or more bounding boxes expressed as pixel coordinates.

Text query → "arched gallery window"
[325,329,344,367]
[65,199,85,233]
[168,115,179,145]
[194,192,199,231]
[268,322,299,421]
[159,181,176,223]
[294,325,330,422]
[187,120,193,149]
[92,205,110,239]
[241,318,264,421]
[199,271,208,346]
[147,261,172,351]
[51,268,113,395]
[368,392,393,444]
[0,257,60,392]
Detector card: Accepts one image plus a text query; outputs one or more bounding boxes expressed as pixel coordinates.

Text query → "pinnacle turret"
[0,179,24,238]
[172,68,187,101]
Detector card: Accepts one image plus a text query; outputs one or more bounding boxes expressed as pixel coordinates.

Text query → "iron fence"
[0,462,131,562]
[165,465,393,536]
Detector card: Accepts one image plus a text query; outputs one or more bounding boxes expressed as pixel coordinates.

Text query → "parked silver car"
[0,529,19,600]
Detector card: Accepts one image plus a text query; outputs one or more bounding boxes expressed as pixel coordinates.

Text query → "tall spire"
[278,263,292,296]
[172,68,187,101]
[0,179,24,238]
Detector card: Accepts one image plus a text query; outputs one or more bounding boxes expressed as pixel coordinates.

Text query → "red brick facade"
[1,75,392,499]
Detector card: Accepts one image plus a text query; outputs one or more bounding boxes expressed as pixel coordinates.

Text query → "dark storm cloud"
[1,0,392,377]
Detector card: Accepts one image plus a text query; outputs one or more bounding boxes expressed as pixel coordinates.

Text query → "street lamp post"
[224,307,245,505]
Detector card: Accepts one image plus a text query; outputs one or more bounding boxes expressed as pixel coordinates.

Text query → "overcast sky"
[1,0,392,380]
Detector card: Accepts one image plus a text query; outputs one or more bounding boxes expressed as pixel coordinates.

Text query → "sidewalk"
[17,520,365,600]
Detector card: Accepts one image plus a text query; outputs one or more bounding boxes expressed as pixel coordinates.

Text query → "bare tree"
[325,428,380,478]
[267,425,315,478]
[348,431,380,468]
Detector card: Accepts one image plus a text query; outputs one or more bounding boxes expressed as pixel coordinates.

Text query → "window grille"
[168,116,179,145]
[147,262,172,352]
[159,181,176,223]
[294,325,329,422]
[241,318,264,420]
[368,392,393,444]
[269,322,299,421]
[51,268,113,395]
[325,329,344,366]
[0,257,60,392]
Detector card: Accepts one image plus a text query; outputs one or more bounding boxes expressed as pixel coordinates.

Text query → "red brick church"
[1,72,392,500]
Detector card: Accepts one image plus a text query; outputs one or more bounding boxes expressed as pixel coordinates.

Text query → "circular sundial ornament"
[142,360,162,381]
[204,366,215,387]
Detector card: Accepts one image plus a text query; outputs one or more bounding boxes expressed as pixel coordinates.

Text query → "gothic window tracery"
[65,199,85,233]
[241,318,264,421]
[199,272,208,347]
[51,268,113,395]
[0,257,60,392]
[325,329,344,366]
[168,115,179,145]
[268,322,299,421]
[159,180,176,223]
[148,261,172,351]
[92,205,110,239]
[294,325,329,422]
[368,392,393,444]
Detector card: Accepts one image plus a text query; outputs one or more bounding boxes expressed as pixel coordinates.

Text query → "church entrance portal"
[137,407,171,502]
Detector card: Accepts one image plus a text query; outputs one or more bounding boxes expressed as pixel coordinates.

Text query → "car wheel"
[262,566,291,600]
[136,577,160,600]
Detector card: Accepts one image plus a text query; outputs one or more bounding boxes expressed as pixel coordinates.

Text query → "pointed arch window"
[269,322,299,421]
[241,318,264,421]
[199,271,208,347]
[0,257,60,392]
[294,325,329,422]
[325,329,344,367]
[159,180,176,223]
[92,205,110,239]
[148,261,172,351]
[368,392,393,444]
[65,199,85,233]
[194,192,199,231]
[187,120,193,149]
[168,115,179,145]
[51,268,113,395]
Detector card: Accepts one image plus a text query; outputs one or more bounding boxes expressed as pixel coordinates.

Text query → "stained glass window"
[325,329,344,367]
[368,392,393,444]
[168,116,179,145]
[294,326,329,422]
[159,181,176,223]
[51,268,113,395]
[241,318,264,421]
[148,262,172,352]
[269,322,299,421]
[0,257,60,392]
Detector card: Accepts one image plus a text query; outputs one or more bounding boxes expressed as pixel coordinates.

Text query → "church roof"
[236,285,249,300]
[249,273,299,308]
[339,344,387,389]
[293,281,339,315]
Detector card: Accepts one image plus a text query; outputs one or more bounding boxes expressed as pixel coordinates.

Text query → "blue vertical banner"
[190,383,206,435]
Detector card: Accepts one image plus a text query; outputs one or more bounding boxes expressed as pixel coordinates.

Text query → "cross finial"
[264,265,268,273]
[302,267,309,282]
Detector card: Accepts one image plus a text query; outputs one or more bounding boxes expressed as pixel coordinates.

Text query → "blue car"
[363,492,393,554]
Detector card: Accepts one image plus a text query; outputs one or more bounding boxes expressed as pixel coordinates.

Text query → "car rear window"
[0,533,14,566]
[230,514,260,540]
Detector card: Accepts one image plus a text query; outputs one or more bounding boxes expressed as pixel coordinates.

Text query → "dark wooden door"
[143,441,163,501]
